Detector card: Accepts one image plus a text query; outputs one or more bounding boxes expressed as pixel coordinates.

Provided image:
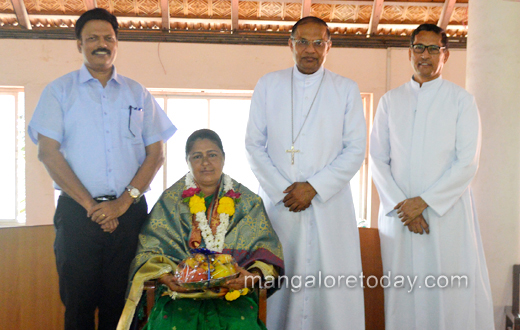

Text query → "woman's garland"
[182,173,241,252]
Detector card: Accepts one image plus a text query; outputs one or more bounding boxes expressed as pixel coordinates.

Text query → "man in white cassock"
[246,16,366,330]
[370,24,495,330]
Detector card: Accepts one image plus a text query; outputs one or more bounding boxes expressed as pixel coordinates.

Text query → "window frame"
[149,88,253,194]
[0,87,25,225]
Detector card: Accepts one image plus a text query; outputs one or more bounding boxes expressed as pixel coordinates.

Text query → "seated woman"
[117,129,284,330]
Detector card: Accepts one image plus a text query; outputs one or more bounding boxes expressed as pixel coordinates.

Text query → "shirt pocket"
[122,106,145,144]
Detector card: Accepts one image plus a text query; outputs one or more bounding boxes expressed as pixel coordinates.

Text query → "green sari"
[117,174,284,330]
[144,294,265,330]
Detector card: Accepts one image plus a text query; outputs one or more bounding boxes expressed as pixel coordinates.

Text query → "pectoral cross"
[286,145,300,165]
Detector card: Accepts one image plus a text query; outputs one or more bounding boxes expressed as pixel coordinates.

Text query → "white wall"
[0,38,467,227]
[466,1,520,328]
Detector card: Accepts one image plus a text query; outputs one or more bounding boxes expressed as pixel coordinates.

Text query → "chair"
[506,264,520,330]
[138,280,268,329]
[358,227,385,330]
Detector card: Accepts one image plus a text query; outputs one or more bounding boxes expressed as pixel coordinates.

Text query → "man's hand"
[88,196,133,226]
[223,266,261,290]
[394,197,428,223]
[283,182,317,212]
[403,214,430,235]
[100,218,119,233]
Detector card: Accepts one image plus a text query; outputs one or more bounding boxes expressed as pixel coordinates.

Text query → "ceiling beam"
[160,0,170,31]
[301,0,312,17]
[231,0,239,31]
[0,28,468,49]
[437,0,456,30]
[83,0,97,10]
[367,0,384,36]
[9,0,31,29]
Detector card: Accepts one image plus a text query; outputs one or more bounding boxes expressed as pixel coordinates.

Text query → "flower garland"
[182,173,241,253]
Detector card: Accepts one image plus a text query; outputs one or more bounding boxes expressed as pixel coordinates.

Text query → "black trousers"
[54,195,147,330]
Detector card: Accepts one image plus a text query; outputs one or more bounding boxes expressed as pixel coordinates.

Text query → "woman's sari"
[117,174,284,330]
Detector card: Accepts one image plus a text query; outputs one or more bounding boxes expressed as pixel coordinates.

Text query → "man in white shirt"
[246,16,366,330]
[370,23,494,330]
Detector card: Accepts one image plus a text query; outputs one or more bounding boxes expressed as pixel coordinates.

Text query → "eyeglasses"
[411,44,446,55]
[291,38,330,50]
[128,106,143,137]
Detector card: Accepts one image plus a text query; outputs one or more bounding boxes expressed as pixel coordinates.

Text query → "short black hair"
[410,23,448,49]
[185,129,225,159]
[291,16,331,40]
[75,8,119,40]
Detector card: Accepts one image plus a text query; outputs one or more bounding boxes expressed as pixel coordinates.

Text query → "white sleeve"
[245,78,292,205]
[419,95,481,217]
[306,83,367,203]
[369,95,408,216]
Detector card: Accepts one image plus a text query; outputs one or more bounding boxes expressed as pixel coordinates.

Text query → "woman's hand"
[157,273,194,293]
[223,266,262,290]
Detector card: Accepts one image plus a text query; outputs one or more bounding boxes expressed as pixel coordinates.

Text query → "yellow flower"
[225,290,241,301]
[217,196,235,216]
[240,288,249,296]
[189,195,206,214]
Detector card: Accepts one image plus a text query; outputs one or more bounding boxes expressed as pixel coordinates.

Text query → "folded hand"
[403,214,430,235]
[395,197,428,223]
[283,182,317,212]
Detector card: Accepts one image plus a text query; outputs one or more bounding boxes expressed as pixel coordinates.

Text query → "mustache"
[92,48,111,55]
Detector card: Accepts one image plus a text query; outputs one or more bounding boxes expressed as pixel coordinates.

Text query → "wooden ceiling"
[0,0,469,48]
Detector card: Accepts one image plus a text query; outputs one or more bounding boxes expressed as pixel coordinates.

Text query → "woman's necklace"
[183,173,240,252]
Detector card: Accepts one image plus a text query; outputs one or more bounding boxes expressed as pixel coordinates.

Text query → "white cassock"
[370,77,495,330]
[246,66,366,330]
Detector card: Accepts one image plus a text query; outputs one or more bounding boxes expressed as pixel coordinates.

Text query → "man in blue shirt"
[28,8,176,330]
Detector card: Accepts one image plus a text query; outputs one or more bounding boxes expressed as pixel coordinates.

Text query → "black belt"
[60,191,117,202]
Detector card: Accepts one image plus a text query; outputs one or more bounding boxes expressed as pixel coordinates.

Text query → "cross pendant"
[285,145,300,165]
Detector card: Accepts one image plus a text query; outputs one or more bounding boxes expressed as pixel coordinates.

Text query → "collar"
[410,75,443,91]
[292,65,325,83]
[79,64,122,85]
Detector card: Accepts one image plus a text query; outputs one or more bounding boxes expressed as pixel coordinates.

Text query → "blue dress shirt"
[29,65,177,198]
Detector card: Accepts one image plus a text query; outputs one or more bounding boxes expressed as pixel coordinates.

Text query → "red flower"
[182,187,201,198]
[225,190,241,199]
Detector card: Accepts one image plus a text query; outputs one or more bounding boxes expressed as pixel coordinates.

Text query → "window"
[148,89,255,209]
[354,93,373,227]
[148,89,373,226]
[0,88,25,224]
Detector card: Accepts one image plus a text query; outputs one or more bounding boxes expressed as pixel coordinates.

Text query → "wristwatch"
[126,184,142,203]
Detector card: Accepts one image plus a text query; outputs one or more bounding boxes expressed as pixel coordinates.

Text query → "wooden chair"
[506,264,520,330]
[358,227,385,330]
[138,281,268,329]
